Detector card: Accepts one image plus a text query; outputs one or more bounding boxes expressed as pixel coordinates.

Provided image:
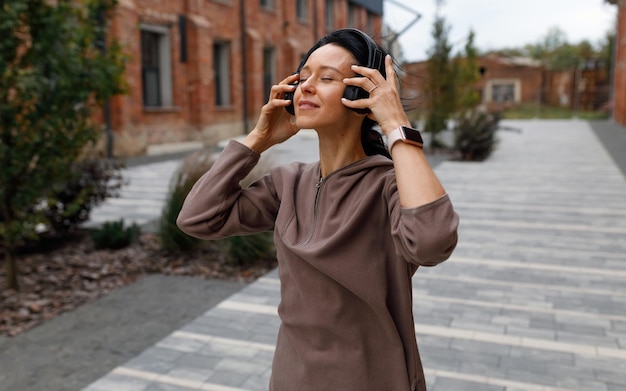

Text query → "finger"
[384,55,398,87]
[268,98,292,108]
[279,73,299,85]
[341,97,370,111]
[269,83,296,98]
[352,65,382,80]
[342,76,374,91]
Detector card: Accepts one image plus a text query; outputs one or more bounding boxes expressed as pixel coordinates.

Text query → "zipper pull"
[315,177,324,189]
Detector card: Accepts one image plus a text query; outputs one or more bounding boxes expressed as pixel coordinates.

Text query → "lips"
[298,100,319,109]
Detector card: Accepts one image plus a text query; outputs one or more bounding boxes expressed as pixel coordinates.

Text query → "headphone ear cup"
[284,89,295,115]
[343,86,360,101]
[343,86,371,114]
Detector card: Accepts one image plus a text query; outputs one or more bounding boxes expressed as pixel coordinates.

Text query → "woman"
[177,28,458,391]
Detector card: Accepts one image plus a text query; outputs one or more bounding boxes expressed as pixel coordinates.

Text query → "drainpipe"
[608,11,617,121]
[240,0,249,133]
[97,8,114,158]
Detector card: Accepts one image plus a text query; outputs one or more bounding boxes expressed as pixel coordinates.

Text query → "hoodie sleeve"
[386,175,459,267]
[176,140,280,239]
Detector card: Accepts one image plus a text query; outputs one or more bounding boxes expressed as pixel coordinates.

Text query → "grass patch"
[502,104,609,120]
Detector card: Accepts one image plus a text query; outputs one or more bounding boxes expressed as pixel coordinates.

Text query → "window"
[140,25,172,107]
[260,0,273,9]
[492,83,515,103]
[263,46,276,102]
[297,0,307,20]
[348,3,356,27]
[486,79,520,104]
[325,0,334,31]
[366,11,374,36]
[214,41,231,107]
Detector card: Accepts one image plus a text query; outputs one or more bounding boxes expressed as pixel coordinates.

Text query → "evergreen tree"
[454,30,481,113]
[423,13,455,148]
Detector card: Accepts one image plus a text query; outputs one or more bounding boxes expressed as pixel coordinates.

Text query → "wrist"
[386,125,424,153]
[242,130,271,154]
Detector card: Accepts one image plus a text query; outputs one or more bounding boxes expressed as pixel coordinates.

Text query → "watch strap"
[386,127,405,153]
[386,126,423,153]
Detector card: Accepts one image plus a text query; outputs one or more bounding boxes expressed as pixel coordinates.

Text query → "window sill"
[261,6,277,14]
[212,0,233,6]
[143,106,181,113]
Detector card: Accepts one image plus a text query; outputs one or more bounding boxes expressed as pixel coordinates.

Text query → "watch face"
[402,126,423,144]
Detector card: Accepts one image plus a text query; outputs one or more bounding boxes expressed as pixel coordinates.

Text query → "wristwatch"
[386,125,424,153]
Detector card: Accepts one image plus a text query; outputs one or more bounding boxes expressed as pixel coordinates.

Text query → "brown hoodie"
[177,140,459,391]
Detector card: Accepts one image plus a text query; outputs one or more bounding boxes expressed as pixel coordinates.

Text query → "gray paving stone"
[206,369,250,387]
[75,120,626,391]
[449,338,512,356]
[144,383,197,391]
[84,374,151,391]
[421,343,464,367]
[431,377,504,391]
[241,376,271,391]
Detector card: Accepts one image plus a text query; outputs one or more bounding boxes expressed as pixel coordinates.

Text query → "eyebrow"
[300,65,347,75]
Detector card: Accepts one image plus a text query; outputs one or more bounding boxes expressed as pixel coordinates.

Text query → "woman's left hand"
[341,54,410,135]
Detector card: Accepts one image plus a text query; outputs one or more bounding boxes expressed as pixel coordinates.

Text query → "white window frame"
[325,0,334,31]
[260,0,274,10]
[485,79,521,104]
[140,24,173,108]
[348,3,356,27]
[297,0,308,21]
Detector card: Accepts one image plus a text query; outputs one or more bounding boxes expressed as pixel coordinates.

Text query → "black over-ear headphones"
[284,28,384,115]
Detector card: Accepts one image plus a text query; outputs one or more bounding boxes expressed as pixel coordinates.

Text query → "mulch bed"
[0,231,277,337]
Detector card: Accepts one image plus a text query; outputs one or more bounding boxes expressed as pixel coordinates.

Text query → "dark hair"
[300,29,392,159]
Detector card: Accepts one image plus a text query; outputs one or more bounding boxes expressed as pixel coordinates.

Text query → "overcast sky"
[383,0,618,62]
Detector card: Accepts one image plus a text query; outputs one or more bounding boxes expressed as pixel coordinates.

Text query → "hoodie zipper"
[303,176,324,245]
[302,157,381,246]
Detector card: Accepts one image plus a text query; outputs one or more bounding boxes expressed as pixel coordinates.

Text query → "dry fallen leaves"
[0,232,277,337]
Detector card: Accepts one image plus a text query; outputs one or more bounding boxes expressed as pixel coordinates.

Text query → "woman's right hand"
[243,74,300,153]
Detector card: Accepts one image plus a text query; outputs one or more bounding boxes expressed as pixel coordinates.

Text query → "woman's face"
[294,44,361,131]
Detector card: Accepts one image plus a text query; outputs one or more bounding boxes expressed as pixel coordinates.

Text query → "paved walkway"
[83,132,322,232]
[77,120,626,391]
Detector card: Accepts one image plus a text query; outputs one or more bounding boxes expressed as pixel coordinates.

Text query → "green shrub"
[222,232,275,266]
[454,108,501,161]
[158,151,216,253]
[42,158,125,236]
[0,0,126,290]
[90,219,140,250]
[221,155,277,266]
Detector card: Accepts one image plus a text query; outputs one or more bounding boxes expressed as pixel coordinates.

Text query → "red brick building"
[608,0,626,127]
[103,0,383,157]
[402,53,614,116]
[402,55,545,113]
[544,60,610,111]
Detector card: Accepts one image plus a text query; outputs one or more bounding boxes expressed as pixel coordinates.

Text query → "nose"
[299,77,315,95]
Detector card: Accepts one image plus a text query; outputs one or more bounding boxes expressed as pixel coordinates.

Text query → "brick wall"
[102,0,382,157]
[545,63,609,111]
[612,0,626,127]
[402,55,544,114]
